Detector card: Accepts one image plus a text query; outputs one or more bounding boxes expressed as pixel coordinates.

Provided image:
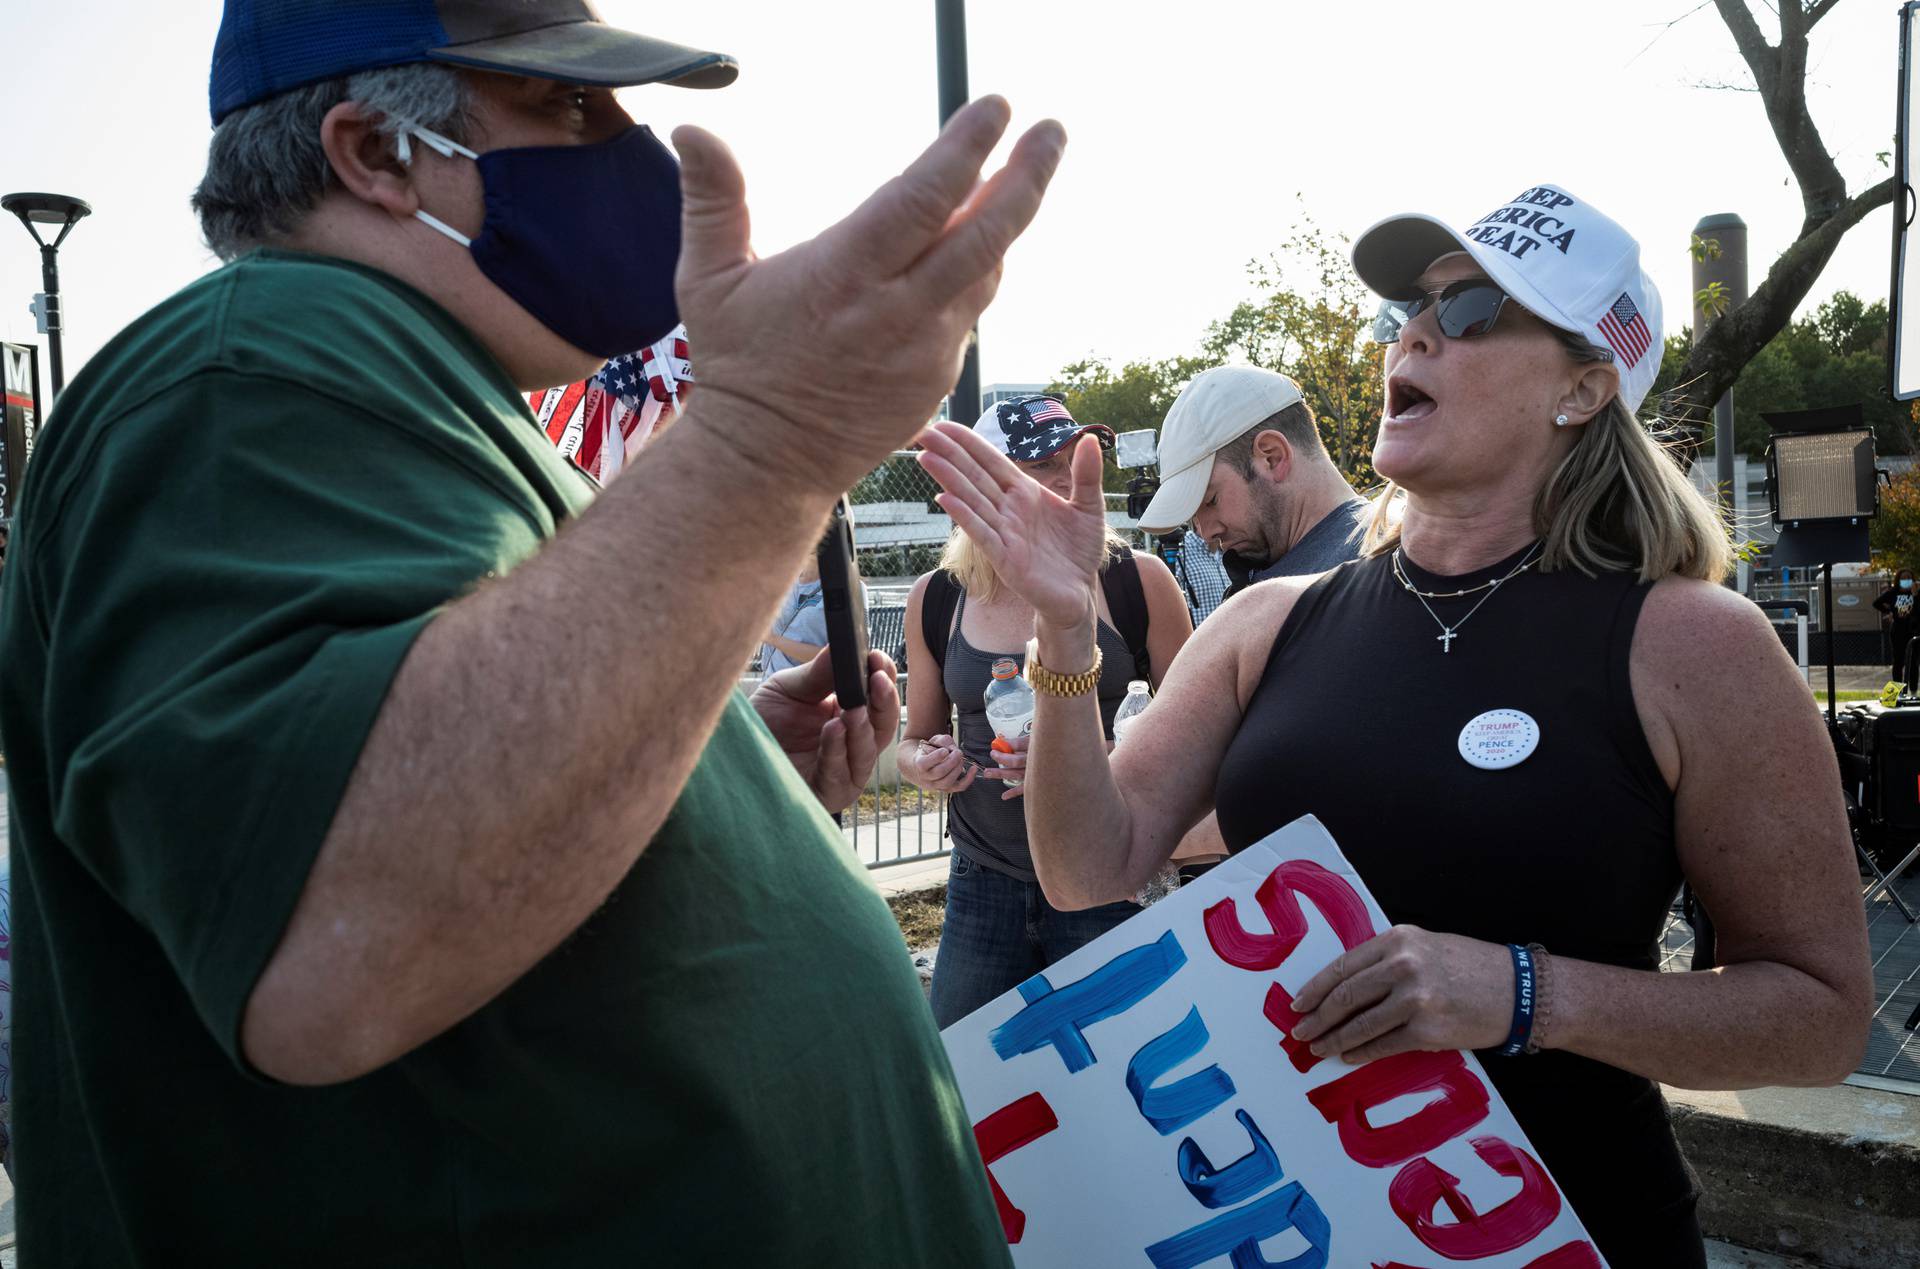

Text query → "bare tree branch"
[1691,78,1762,92]
[1713,0,1779,95]
[1673,175,1896,412]
[1627,0,1716,68]
[1804,0,1843,31]
[1713,0,1848,234]
[1778,0,1807,41]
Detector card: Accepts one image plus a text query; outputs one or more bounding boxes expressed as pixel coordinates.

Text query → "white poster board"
[942,816,1605,1268]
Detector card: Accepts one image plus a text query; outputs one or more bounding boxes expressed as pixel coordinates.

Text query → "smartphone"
[815,497,870,710]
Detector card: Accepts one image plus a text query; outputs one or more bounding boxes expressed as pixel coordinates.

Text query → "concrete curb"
[1667,1084,1920,1268]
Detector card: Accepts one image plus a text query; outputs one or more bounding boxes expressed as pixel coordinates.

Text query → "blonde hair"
[1361,336,1732,583]
[939,522,1131,602]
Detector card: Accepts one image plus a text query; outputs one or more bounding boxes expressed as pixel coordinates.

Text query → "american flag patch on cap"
[1024,398,1073,427]
[1596,292,1652,369]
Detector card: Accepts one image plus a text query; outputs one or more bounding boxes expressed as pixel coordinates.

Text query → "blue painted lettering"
[1126,1006,1237,1135]
[1178,1109,1284,1209]
[989,930,1187,1073]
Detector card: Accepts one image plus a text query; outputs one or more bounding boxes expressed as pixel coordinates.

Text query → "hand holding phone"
[815,497,870,710]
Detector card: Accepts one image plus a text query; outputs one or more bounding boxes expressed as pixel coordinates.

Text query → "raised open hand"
[671,100,1066,496]
[916,422,1109,629]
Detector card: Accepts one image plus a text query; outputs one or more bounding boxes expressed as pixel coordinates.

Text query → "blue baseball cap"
[210,0,738,125]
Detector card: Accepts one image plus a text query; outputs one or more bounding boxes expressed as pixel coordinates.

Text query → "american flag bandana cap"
[970,394,1116,463]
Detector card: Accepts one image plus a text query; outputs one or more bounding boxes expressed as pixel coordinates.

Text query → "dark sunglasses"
[1371,279,1512,345]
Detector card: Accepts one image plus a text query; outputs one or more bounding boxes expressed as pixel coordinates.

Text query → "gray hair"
[192,64,473,261]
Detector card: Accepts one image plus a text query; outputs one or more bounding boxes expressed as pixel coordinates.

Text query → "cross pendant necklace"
[1394,543,1543,654]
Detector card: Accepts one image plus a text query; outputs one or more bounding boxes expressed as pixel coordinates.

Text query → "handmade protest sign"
[941,815,1605,1268]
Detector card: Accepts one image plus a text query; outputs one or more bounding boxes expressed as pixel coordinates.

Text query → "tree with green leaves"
[1049,354,1220,493]
[1651,291,1909,459]
[1201,213,1384,488]
[1050,214,1384,493]
[1871,468,1920,575]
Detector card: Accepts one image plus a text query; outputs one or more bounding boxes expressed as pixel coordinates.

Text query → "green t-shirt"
[0,252,1010,1266]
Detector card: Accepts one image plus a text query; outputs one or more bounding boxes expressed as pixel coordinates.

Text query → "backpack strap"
[922,568,963,668]
[1099,546,1154,683]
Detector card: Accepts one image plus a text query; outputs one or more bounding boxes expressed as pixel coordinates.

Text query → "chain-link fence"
[741,453,1154,871]
[850,449,1149,588]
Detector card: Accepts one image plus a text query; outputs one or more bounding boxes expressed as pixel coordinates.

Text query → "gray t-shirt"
[1252,498,1369,582]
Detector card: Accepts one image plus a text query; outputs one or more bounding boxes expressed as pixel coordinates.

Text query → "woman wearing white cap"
[899,395,1193,1029]
[917,186,1872,1264]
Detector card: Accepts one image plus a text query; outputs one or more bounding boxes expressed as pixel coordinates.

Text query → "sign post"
[2,341,42,526]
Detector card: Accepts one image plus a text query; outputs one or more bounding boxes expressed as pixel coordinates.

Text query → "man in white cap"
[1137,366,1369,597]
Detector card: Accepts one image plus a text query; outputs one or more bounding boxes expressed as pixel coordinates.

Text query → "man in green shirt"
[0,2,1065,1263]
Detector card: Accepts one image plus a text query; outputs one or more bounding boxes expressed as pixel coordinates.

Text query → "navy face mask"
[398,123,682,360]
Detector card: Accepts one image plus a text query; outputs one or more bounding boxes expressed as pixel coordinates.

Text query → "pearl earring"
[1553,413,1571,428]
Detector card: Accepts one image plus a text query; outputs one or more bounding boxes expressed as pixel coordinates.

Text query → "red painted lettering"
[1387,1136,1561,1258]
[1262,981,1321,1074]
[1375,1247,1599,1269]
[972,1092,1060,1244]
[1304,1050,1491,1168]
[1203,860,1377,971]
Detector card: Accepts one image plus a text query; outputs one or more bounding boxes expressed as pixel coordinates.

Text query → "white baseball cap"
[1350,183,1663,413]
[1136,367,1303,532]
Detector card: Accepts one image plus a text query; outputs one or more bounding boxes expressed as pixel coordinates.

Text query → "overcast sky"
[0,0,1904,394]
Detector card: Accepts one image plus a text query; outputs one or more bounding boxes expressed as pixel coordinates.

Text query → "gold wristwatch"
[1024,638,1103,697]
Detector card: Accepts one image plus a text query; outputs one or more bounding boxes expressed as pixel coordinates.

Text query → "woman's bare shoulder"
[1188,575,1318,705]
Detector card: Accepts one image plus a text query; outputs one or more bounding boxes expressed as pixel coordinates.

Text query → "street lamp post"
[934,0,980,425]
[3,192,92,400]
[1692,212,1749,587]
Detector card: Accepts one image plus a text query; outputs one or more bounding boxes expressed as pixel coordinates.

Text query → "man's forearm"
[245,403,836,1083]
[764,632,824,664]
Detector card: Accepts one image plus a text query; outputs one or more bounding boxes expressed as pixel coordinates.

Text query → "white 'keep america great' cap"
[1350,183,1663,414]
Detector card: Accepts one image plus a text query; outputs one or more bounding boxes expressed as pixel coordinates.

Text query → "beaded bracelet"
[1498,943,1539,1058]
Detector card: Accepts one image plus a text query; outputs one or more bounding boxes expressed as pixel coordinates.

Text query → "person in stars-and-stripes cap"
[899,391,1196,1031]
[969,392,1114,463]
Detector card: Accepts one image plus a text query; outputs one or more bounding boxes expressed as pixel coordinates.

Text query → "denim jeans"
[928,850,1140,1030]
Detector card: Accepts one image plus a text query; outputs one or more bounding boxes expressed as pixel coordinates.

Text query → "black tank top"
[1215,544,1704,1266]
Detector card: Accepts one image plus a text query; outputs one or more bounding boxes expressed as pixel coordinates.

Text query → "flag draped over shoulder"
[528,325,693,484]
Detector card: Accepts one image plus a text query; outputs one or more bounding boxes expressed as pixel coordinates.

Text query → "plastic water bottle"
[983,658,1035,787]
[1107,680,1181,906]
[1110,680,1152,745]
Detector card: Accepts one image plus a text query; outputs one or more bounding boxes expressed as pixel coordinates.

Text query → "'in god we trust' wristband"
[1499,943,1538,1058]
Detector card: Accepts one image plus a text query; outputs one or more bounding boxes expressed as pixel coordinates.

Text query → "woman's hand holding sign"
[1287,925,1516,1064]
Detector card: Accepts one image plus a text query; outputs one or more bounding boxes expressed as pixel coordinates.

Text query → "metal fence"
[850,450,1149,587]
[835,671,950,870]
[798,451,1152,870]
[740,659,948,870]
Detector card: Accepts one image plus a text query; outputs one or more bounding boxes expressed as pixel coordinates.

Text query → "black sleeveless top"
[1215,544,1704,1267]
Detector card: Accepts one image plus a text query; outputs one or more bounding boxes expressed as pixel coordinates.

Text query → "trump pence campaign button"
[1458,709,1540,770]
